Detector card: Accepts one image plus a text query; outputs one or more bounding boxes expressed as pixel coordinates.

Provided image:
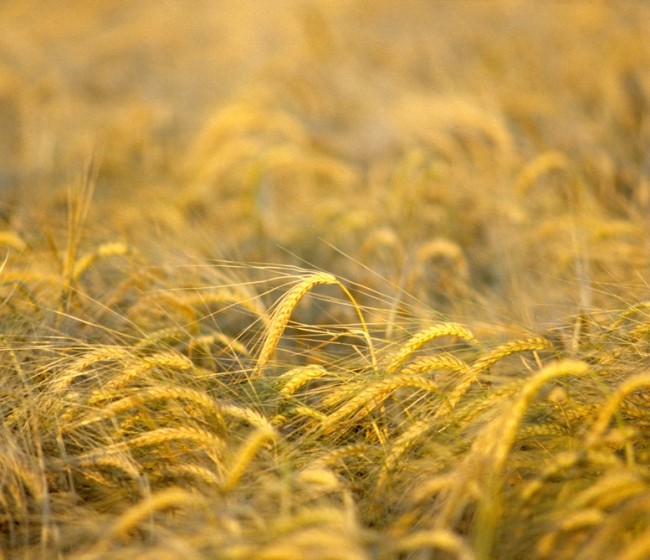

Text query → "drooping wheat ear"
[385,323,477,376]
[520,450,588,503]
[68,386,227,432]
[126,426,225,455]
[377,419,431,491]
[0,445,46,506]
[312,443,372,468]
[454,378,526,424]
[516,150,568,195]
[390,529,475,560]
[286,405,327,422]
[470,335,552,374]
[216,401,273,430]
[322,374,440,432]
[221,425,276,492]
[607,300,650,331]
[435,335,552,419]
[278,364,329,398]
[157,463,222,486]
[133,326,188,350]
[254,271,376,377]
[489,360,588,479]
[71,241,130,281]
[398,353,471,377]
[585,372,650,447]
[188,332,251,358]
[50,346,134,394]
[75,452,142,482]
[100,351,193,393]
[107,487,205,542]
[472,359,589,560]
[0,230,26,251]
[254,272,338,377]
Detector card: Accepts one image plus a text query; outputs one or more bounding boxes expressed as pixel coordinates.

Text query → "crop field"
[1,1,650,558]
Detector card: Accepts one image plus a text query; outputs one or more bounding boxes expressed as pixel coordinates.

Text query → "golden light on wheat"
[1,1,649,558]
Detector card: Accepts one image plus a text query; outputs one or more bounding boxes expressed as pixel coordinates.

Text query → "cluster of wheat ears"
[2,1,650,559]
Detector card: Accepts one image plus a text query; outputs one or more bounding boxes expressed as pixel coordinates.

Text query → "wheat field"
[1,1,650,559]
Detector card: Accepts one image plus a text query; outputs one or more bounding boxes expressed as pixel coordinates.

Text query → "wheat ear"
[67,386,226,432]
[278,364,329,398]
[385,323,477,375]
[254,271,376,377]
[585,372,650,447]
[472,359,589,559]
[222,425,276,492]
[435,335,552,419]
[391,529,475,560]
[254,272,338,377]
[322,374,440,431]
[108,487,204,541]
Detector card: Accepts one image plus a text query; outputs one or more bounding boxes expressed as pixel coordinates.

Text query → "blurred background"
[1,0,649,328]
